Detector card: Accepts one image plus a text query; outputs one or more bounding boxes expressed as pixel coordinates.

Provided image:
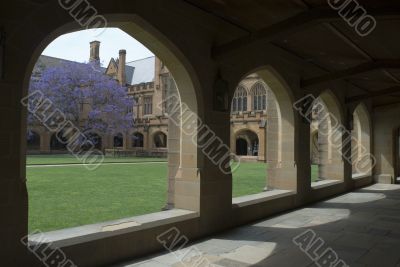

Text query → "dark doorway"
[114,133,124,147]
[50,132,68,151]
[236,138,248,156]
[86,133,102,150]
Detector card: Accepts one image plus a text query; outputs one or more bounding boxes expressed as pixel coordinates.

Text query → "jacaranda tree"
[28,61,134,138]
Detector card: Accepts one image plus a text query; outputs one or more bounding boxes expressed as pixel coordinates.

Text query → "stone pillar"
[351,115,359,174]
[164,77,180,209]
[197,109,232,230]
[258,125,266,162]
[126,133,132,150]
[230,124,236,155]
[0,81,29,266]
[123,133,129,150]
[143,130,149,152]
[40,132,50,153]
[266,89,297,191]
[318,108,344,181]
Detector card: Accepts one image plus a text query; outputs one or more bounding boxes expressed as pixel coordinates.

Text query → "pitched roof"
[35,55,155,86]
[35,55,107,72]
[125,56,155,85]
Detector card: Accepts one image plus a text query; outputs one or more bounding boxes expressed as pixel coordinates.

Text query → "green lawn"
[27,155,319,233]
[232,162,319,197]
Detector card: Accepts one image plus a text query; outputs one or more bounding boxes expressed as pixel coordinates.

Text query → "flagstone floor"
[115,184,400,267]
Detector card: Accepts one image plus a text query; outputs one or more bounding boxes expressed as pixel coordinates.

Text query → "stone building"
[28,41,271,162]
[27,41,176,157]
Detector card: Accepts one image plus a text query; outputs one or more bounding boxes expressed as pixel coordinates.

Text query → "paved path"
[115,184,400,267]
[27,161,167,168]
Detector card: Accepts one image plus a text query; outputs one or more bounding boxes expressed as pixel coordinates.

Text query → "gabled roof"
[35,55,107,73]
[105,57,118,74]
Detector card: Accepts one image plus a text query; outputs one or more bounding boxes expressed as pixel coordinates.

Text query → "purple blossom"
[28,61,135,137]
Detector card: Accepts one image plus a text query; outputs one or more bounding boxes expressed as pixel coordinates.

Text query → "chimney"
[89,41,100,64]
[118,49,126,85]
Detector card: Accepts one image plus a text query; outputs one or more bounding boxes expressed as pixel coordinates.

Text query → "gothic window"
[232,86,247,112]
[251,83,267,111]
[143,96,153,115]
[126,96,134,114]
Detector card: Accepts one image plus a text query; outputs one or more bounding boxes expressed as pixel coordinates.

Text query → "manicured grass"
[26,155,320,233]
[232,162,266,197]
[27,161,168,233]
[232,162,319,197]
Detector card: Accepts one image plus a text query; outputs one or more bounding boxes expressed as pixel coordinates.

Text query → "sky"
[42,28,154,65]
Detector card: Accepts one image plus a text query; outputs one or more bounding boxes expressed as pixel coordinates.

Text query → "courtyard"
[27,155,319,232]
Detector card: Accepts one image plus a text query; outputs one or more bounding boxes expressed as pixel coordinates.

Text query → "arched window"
[154,132,167,148]
[113,133,124,147]
[232,86,247,112]
[132,132,144,148]
[86,132,102,150]
[251,83,267,111]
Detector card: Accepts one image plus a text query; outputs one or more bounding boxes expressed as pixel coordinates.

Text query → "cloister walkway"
[116,184,400,267]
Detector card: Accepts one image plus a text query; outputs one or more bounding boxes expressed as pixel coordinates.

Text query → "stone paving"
[115,184,400,267]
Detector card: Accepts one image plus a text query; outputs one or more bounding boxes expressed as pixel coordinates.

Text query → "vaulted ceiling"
[5,0,400,108]
[185,0,400,107]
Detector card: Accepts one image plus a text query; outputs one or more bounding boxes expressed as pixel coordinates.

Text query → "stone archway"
[153,131,167,148]
[19,17,202,245]
[352,103,372,175]
[15,7,205,266]
[235,129,259,157]
[132,132,144,148]
[228,67,296,192]
[255,68,296,191]
[315,90,345,181]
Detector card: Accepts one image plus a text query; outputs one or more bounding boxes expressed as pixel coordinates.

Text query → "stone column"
[164,77,180,209]
[126,133,132,150]
[0,81,29,266]
[40,131,50,153]
[318,108,344,181]
[258,125,266,162]
[266,89,297,191]
[230,124,236,155]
